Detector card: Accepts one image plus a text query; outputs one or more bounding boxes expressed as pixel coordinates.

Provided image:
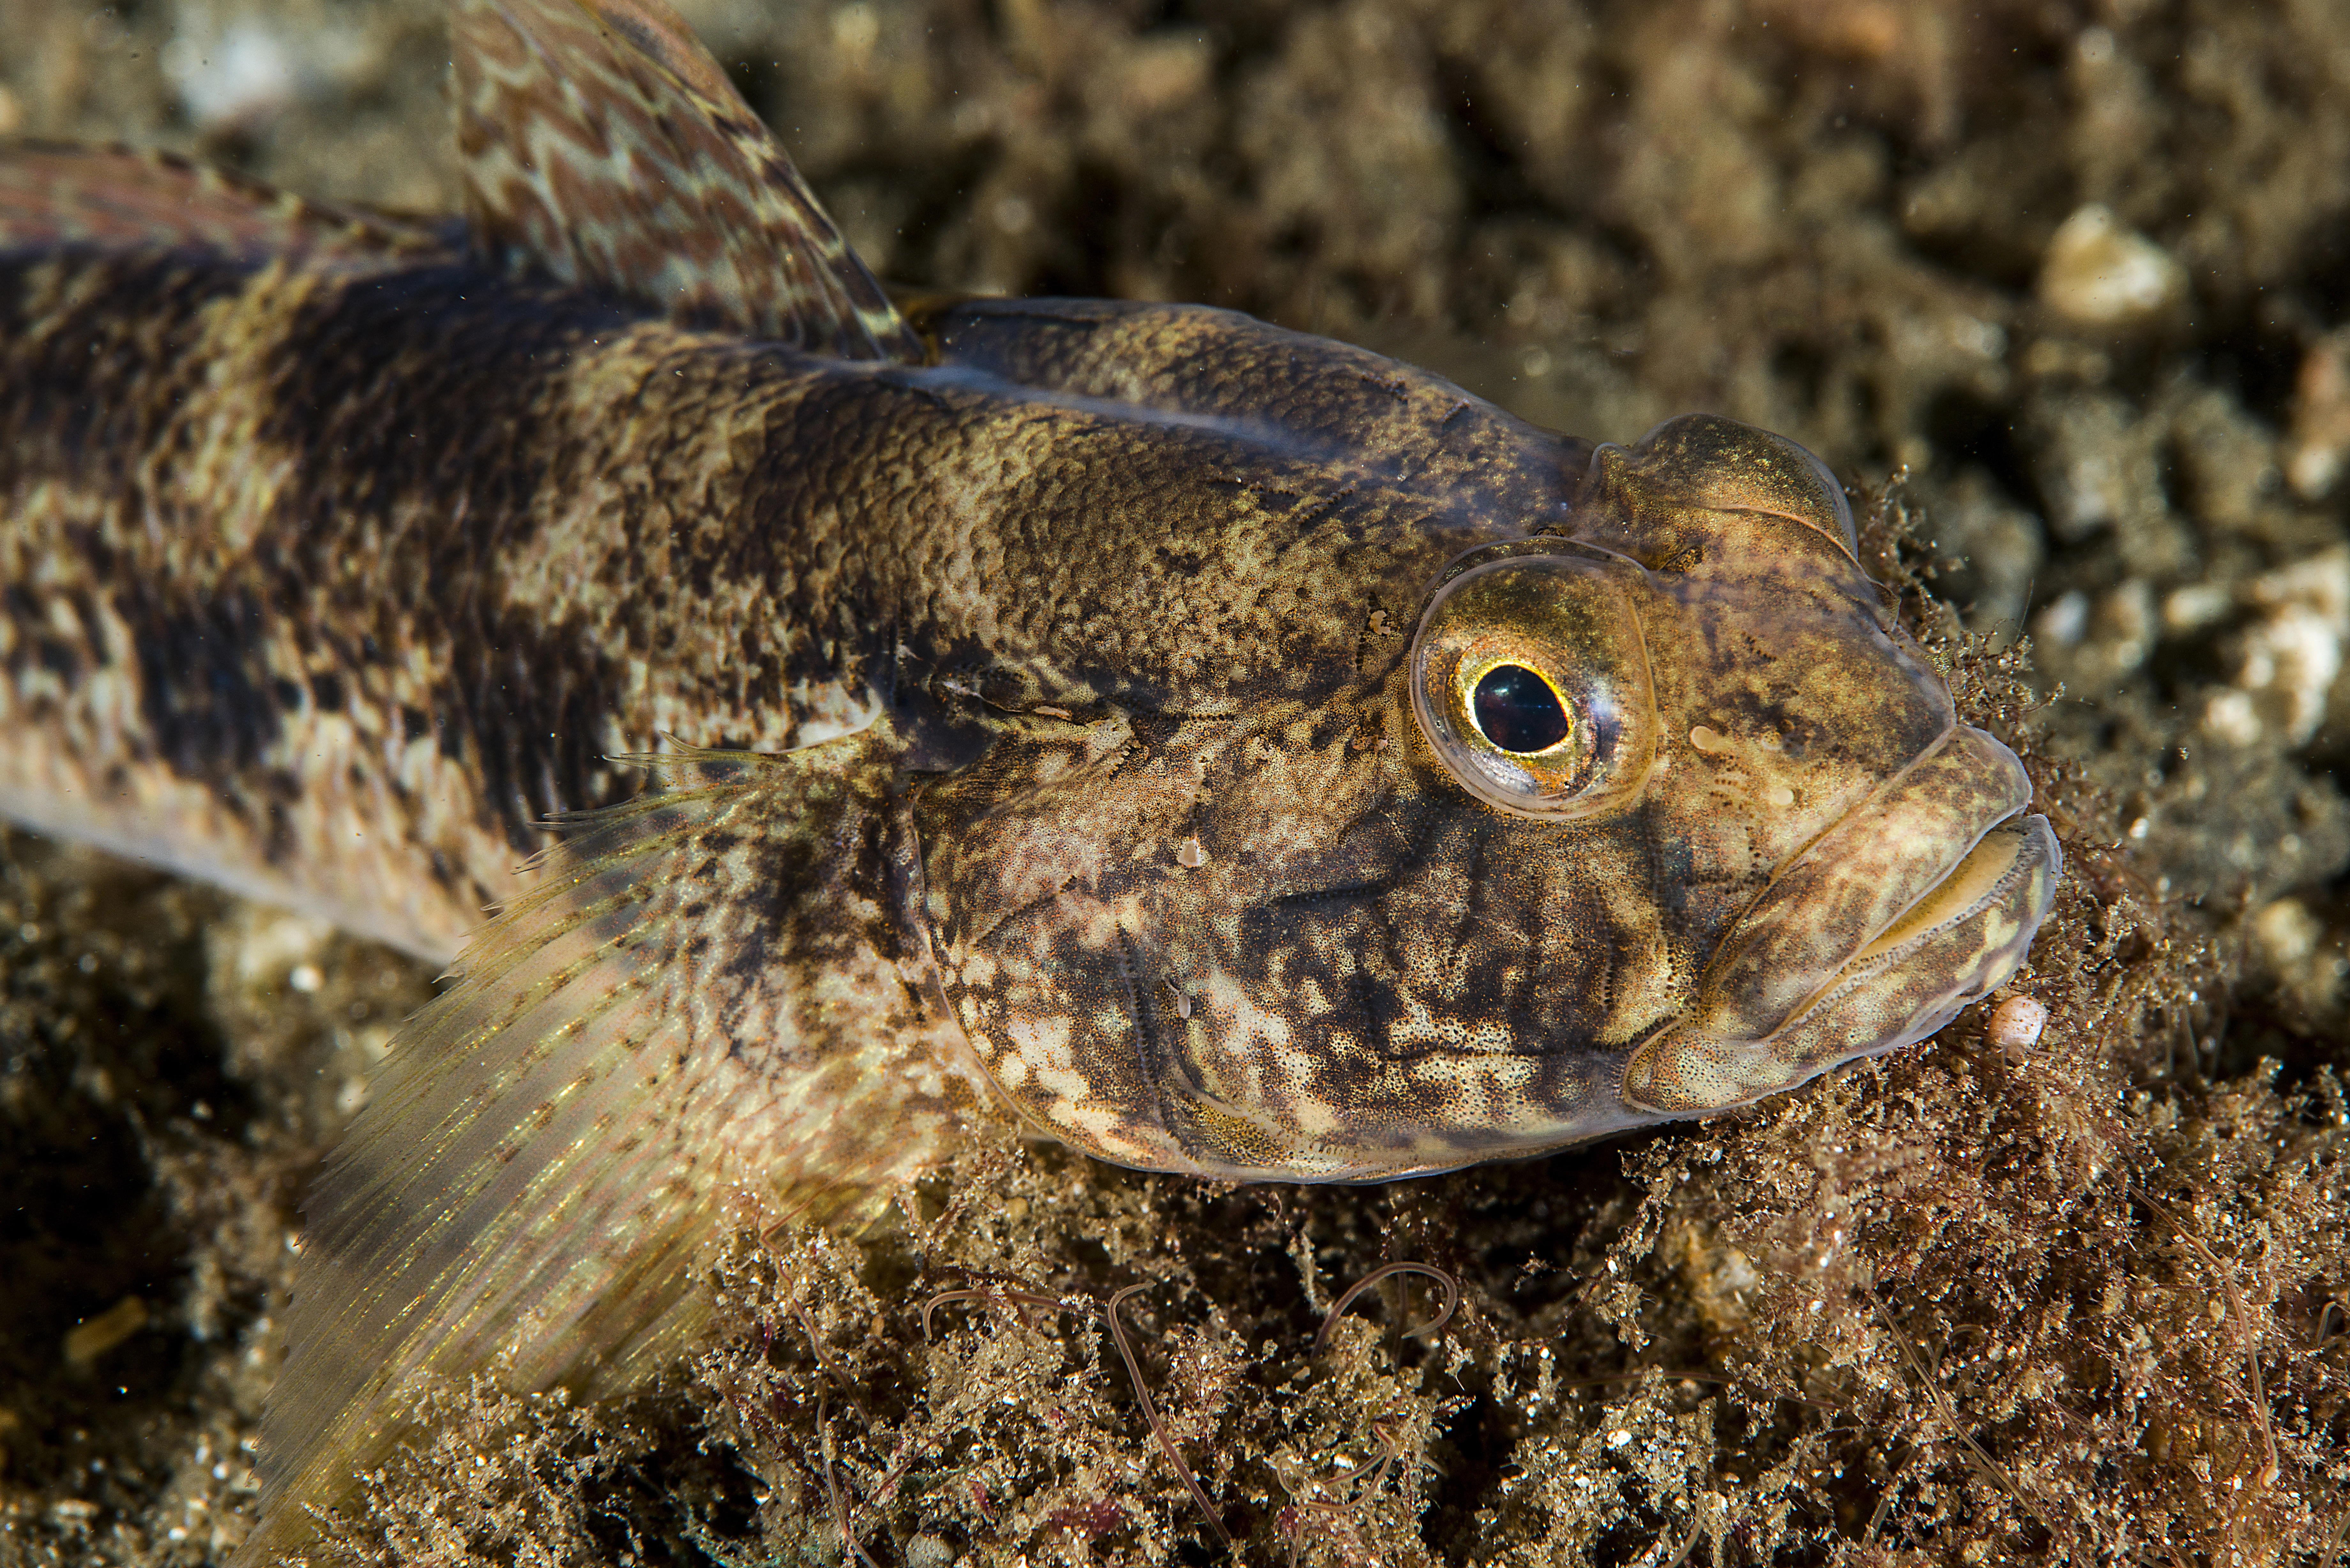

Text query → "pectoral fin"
[235,735,983,1564]
[452,0,922,361]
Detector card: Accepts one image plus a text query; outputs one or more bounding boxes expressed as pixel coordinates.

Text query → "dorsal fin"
[453,0,922,362]
[0,144,445,259]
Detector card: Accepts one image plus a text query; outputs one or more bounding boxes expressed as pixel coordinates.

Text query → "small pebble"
[1988,995,2049,1050]
[2038,204,2184,327]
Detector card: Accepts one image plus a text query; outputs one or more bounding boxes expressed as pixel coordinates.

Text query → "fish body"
[0,0,2060,1556]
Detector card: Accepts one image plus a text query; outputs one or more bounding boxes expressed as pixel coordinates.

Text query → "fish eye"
[1468,663,1572,754]
[1409,549,1659,820]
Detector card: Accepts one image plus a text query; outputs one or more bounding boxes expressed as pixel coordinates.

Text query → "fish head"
[914,413,2058,1181]
[1426,413,2062,1127]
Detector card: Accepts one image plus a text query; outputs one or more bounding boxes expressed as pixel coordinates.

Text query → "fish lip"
[1621,727,2063,1116]
[1768,808,2059,1044]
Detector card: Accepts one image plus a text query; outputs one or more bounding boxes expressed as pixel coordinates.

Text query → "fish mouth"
[1622,725,2063,1116]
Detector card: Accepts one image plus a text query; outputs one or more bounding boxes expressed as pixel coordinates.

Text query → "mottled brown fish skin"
[4,245,808,955]
[0,233,2052,1188]
[906,405,2031,1180]
[0,244,1588,961]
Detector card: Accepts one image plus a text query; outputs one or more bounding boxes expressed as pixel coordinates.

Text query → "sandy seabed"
[3,0,2348,1562]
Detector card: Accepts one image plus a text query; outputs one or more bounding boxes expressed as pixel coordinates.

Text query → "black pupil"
[1471,665,1571,754]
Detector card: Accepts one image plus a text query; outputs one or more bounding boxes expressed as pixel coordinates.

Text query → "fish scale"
[0,0,2059,1556]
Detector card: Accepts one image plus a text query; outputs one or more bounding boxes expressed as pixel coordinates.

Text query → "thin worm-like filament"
[1312,1262,1461,1356]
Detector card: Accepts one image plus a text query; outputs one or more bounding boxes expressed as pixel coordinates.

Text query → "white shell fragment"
[2038,205,2185,328]
[2201,546,2350,749]
[1987,994,2049,1052]
[2287,332,2350,500]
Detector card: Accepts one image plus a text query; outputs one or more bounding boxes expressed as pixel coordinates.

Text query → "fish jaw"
[1622,732,2063,1116]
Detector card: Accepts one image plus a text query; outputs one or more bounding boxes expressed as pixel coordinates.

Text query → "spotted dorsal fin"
[0,144,446,259]
[230,736,986,1564]
[453,0,922,361]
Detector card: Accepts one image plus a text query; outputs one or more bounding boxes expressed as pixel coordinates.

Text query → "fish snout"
[1622,725,2062,1115]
